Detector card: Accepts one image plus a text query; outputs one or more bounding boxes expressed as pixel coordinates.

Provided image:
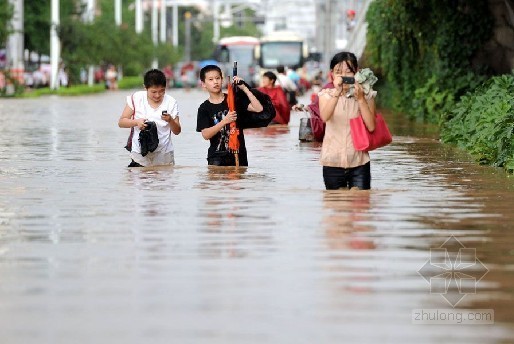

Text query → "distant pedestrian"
[180,62,195,91]
[118,69,182,167]
[80,68,87,84]
[276,65,298,106]
[258,71,290,125]
[319,51,377,190]
[346,9,357,31]
[0,71,5,90]
[58,64,68,87]
[105,65,118,90]
[163,64,174,88]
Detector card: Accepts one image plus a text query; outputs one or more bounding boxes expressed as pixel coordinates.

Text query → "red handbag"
[350,113,392,151]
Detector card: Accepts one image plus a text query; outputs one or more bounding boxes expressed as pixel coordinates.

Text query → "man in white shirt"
[276,65,298,106]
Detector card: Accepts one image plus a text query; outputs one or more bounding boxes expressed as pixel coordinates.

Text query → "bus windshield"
[226,46,255,67]
[260,42,303,69]
[213,38,258,86]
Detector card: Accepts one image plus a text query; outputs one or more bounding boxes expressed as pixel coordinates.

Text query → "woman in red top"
[258,71,291,125]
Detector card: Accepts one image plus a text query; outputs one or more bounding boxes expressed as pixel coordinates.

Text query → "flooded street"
[1,89,514,343]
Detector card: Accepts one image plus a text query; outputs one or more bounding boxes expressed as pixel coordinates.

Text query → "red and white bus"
[212,36,259,87]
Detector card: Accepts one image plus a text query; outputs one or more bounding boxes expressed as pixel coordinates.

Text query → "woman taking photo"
[319,52,377,190]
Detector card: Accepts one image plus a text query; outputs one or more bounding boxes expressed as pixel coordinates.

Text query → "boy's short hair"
[263,71,277,84]
[144,69,167,88]
[276,65,285,74]
[200,65,222,82]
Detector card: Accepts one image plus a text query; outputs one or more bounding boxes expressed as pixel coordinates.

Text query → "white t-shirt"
[277,73,297,92]
[126,91,179,154]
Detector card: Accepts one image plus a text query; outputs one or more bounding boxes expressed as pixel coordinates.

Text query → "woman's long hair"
[330,52,358,73]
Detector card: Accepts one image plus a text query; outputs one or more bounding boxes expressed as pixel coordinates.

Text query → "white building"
[258,0,317,46]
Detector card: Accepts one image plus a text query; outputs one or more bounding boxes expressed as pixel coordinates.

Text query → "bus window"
[219,47,230,63]
[260,42,303,69]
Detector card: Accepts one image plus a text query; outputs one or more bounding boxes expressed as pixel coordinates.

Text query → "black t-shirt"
[196,94,250,166]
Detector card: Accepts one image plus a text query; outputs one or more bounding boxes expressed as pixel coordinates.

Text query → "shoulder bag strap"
[131,94,136,119]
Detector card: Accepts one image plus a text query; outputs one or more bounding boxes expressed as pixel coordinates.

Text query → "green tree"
[366,0,493,122]
[24,1,78,63]
[21,0,261,84]
[0,0,14,47]
[24,1,50,60]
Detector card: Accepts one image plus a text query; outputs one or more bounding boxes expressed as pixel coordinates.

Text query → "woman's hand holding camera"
[333,73,344,90]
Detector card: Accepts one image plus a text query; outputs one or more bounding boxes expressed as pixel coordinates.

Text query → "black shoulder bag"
[236,82,276,129]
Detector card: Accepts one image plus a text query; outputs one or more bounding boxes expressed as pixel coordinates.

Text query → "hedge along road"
[0,89,513,343]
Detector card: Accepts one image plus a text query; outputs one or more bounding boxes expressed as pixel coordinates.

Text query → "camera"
[341,76,355,84]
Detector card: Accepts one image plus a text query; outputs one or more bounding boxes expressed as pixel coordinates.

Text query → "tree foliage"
[366,0,493,122]
[20,0,260,83]
[440,74,514,173]
[0,0,14,46]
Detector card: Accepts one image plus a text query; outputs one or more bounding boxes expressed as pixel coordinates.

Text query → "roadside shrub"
[440,74,514,173]
[118,76,143,90]
[366,0,493,122]
[20,84,105,98]
[0,71,25,97]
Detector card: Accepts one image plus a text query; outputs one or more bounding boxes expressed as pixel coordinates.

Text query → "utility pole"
[135,0,143,33]
[115,0,123,81]
[83,0,95,87]
[115,0,122,26]
[152,0,158,45]
[213,0,220,43]
[322,0,335,69]
[6,0,24,86]
[160,0,166,43]
[152,0,158,68]
[172,4,178,47]
[50,0,59,89]
[184,11,192,62]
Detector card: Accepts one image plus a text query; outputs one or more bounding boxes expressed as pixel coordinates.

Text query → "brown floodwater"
[0,89,513,343]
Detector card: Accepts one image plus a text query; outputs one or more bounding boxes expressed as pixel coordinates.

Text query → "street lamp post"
[184,11,192,62]
[50,0,60,90]
[172,4,178,47]
[83,0,95,87]
[152,0,158,68]
[213,0,220,43]
[160,0,166,43]
[115,0,122,26]
[6,0,24,87]
[135,0,143,33]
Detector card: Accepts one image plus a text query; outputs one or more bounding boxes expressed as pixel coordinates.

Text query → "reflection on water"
[323,190,375,251]
[1,91,514,343]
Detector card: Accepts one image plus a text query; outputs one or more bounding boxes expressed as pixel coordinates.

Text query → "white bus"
[255,31,309,71]
[212,36,259,86]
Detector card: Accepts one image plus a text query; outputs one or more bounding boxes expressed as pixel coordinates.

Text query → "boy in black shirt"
[196,65,264,166]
